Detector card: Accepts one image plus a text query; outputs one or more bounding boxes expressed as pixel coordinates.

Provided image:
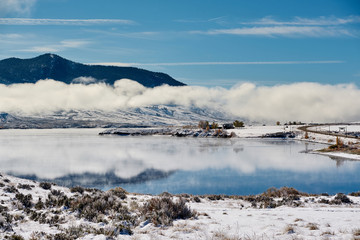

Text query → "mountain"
[0,105,234,129]
[0,53,185,87]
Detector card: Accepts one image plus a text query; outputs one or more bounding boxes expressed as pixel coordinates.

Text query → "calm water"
[0,128,359,195]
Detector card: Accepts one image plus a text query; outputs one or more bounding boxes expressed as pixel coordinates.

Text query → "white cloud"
[116,31,160,39]
[0,18,135,25]
[16,39,90,53]
[190,15,359,38]
[248,16,360,26]
[20,46,60,53]
[0,0,36,16]
[0,33,23,39]
[175,16,227,24]
[72,77,97,84]
[191,26,353,37]
[60,40,89,48]
[0,79,359,123]
[90,60,343,67]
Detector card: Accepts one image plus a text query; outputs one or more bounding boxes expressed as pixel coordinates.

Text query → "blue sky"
[0,0,359,87]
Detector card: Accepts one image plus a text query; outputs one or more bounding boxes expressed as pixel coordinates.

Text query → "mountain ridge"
[0,53,185,87]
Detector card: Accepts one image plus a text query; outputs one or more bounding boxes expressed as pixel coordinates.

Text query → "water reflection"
[0,128,359,194]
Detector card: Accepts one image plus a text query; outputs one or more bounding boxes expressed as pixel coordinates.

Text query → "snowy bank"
[99,125,296,139]
[1,173,360,239]
[295,124,360,161]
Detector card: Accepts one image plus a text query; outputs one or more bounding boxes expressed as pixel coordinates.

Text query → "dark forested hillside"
[0,53,185,87]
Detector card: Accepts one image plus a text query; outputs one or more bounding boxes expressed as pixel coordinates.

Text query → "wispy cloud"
[0,18,135,25]
[0,33,23,40]
[191,26,353,37]
[248,16,360,26]
[0,0,36,16]
[59,40,89,48]
[20,46,59,53]
[90,60,344,67]
[16,39,90,53]
[175,16,227,24]
[191,16,359,38]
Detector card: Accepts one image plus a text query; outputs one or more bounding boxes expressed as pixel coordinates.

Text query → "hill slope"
[0,54,185,87]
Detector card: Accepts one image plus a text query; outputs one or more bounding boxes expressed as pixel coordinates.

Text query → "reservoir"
[0,128,359,195]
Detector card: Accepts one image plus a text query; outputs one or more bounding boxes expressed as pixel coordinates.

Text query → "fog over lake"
[0,128,359,195]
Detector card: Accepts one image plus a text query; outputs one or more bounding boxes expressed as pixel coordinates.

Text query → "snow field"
[1,173,360,239]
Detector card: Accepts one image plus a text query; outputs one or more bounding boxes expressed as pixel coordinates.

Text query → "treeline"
[198,120,244,130]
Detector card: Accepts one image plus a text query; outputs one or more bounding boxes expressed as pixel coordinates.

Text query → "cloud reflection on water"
[0,129,356,181]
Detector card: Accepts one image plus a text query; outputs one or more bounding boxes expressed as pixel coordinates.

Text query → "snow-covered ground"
[1,173,360,240]
[293,124,360,160]
[100,125,295,138]
[315,151,360,160]
[308,125,360,133]
[229,125,291,138]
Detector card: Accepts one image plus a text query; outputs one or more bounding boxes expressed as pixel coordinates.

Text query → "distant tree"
[276,121,281,126]
[304,131,309,139]
[198,120,209,129]
[336,136,343,148]
[233,120,244,128]
[211,122,218,129]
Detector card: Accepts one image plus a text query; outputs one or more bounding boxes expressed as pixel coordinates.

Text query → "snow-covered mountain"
[0,105,235,128]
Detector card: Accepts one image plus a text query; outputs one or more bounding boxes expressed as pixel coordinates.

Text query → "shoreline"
[99,124,360,161]
[294,124,360,161]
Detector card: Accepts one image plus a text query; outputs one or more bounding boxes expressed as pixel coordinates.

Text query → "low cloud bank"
[0,79,359,123]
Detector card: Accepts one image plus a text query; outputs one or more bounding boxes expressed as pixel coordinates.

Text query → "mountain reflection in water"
[0,128,359,194]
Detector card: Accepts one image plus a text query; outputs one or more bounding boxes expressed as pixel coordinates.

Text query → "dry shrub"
[331,193,352,204]
[39,182,51,190]
[70,191,135,226]
[263,187,303,198]
[17,184,32,190]
[70,186,85,194]
[9,234,24,240]
[307,223,319,230]
[350,192,360,197]
[212,230,241,240]
[353,228,360,236]
[15,193,33,208]
[321,231,335,236]
[284,224,295,234]
[4,185,18,194]
[141,197,197,226]
[110,187,127,199]
[207,195,224,201]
